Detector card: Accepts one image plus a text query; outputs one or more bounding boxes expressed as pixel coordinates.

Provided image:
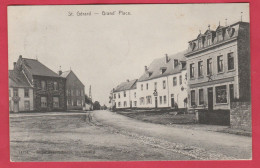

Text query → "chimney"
[126,79,130,82]
[13,62,16,68]
[165,54,169,63]
[145,66,148,72]
[19,55,22,59]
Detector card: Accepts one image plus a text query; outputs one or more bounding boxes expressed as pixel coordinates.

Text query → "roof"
[9,70,32,88]
[113,79,138,92]
[138,51,187,82]
[22,58,61,78]
[60,70,71,78]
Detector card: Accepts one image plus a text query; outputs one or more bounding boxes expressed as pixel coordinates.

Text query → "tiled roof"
[113,79,138,92]
[60,70,71,78]
[9,70,32,88]
[22,58,61,78]
[138,51,187,82]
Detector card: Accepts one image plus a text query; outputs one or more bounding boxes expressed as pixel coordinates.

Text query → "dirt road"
[93,110,252,160]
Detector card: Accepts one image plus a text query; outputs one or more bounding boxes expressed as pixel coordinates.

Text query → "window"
[53,97,59,108]
[159,96,162,104]
[68,99,71,105]
[228,53,234,70]
[140,97,145,105]
[71,90,74,96]
[77,100,81,106]
[9,89,11,97]
[114,94,116,99]
[190,90,195,106]
[68,90,71,96]
[173,77,177,86]
[118,102,121,107]
[24,101,30,110]
[217,31,223,41]
[179,75,182,85]
[77,90,80,96]
[199,89,204,105]
[54,82,58,91]
[41,81,46,90]
[198,61,203,77]
[141,84,143,91]
[198,39,202,48]
[207,35,212,46]
[134,92,136,98]
[13,88,18,96]
[216,85,227,103]
[146,96,152,104]
[163,96,167,104]
[82,90,84,96]
[146,83,149,90]
[124,101,127,107]
[154,82,157,90]
[163,80,166,89]
[124,91,126,97]
[73,99,77,106]
[190,63,195,78]
[118,93,120,98]
[134,101,137,107]
[41,97,47,108]
[24,88,29,97]
[207,58,213,75]
[217,55,224,73]
[229,84,234,102]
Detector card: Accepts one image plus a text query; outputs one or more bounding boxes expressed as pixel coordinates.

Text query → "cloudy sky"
[8,4,249,105]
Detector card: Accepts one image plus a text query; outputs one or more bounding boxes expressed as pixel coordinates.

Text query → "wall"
[230,101,251,131]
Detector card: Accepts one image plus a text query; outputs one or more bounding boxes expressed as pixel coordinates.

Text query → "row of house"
[111,21,250,112]
[9,55,86,112]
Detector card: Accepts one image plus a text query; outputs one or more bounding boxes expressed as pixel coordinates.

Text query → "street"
[10,110,251,161]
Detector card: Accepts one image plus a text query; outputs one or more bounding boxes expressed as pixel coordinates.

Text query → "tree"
[85,94,93,105]
[93,101,101,110]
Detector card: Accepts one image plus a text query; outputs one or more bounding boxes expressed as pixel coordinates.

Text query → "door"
[155,97,158,108]
[171,94,175,108]
[130,101,132,108]
[207,87,213,111]
[14,102,19,112]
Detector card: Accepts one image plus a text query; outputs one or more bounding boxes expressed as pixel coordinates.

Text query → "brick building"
[13,55,67,111]
[185,21,250,111]
[59,70,85,110]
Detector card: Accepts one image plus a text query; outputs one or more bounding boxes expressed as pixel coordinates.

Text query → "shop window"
[216,85,227,103]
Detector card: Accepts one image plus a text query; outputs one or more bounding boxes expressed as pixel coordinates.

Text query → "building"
[13,55,67,111]
[9,70,34,112]
[185,21,250,111]
[59,70,85,110]
[137,51,188,109]
[112,79,138,109]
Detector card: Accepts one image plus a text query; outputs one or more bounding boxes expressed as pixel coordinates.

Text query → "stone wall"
[230,101,251,131]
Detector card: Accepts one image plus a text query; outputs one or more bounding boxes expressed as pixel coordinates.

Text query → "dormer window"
[198,38,202,48]
[148,72,153,77]
[161,67,167,74]
[207,35,212,46]
[217,30,223,42]
[174,59,178,68]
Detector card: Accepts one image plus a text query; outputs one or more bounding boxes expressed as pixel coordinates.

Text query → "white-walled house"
[137,51,188,109]
[9,70,34,112]
[112,79,138,109]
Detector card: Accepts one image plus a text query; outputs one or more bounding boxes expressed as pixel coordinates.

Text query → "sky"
[8,4,249,106]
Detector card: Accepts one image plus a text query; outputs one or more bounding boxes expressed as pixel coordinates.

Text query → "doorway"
[207,87,213,111]
[155,97,158,108]
[14,101,19,112]
[171,94,175,108]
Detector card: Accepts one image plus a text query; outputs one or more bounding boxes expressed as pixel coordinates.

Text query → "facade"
[9,70,34,112]
[112,79,138,109]
[59,70,85,110]
[13,55,67,112]
[185,21,250,110]
[137,51,188,109]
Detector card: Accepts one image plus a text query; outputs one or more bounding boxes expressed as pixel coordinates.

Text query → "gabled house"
[112,79,138,109]
[59,70,85,110]
[13,55,67,111]
[137,51,188,109]
[9,70,34,112]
